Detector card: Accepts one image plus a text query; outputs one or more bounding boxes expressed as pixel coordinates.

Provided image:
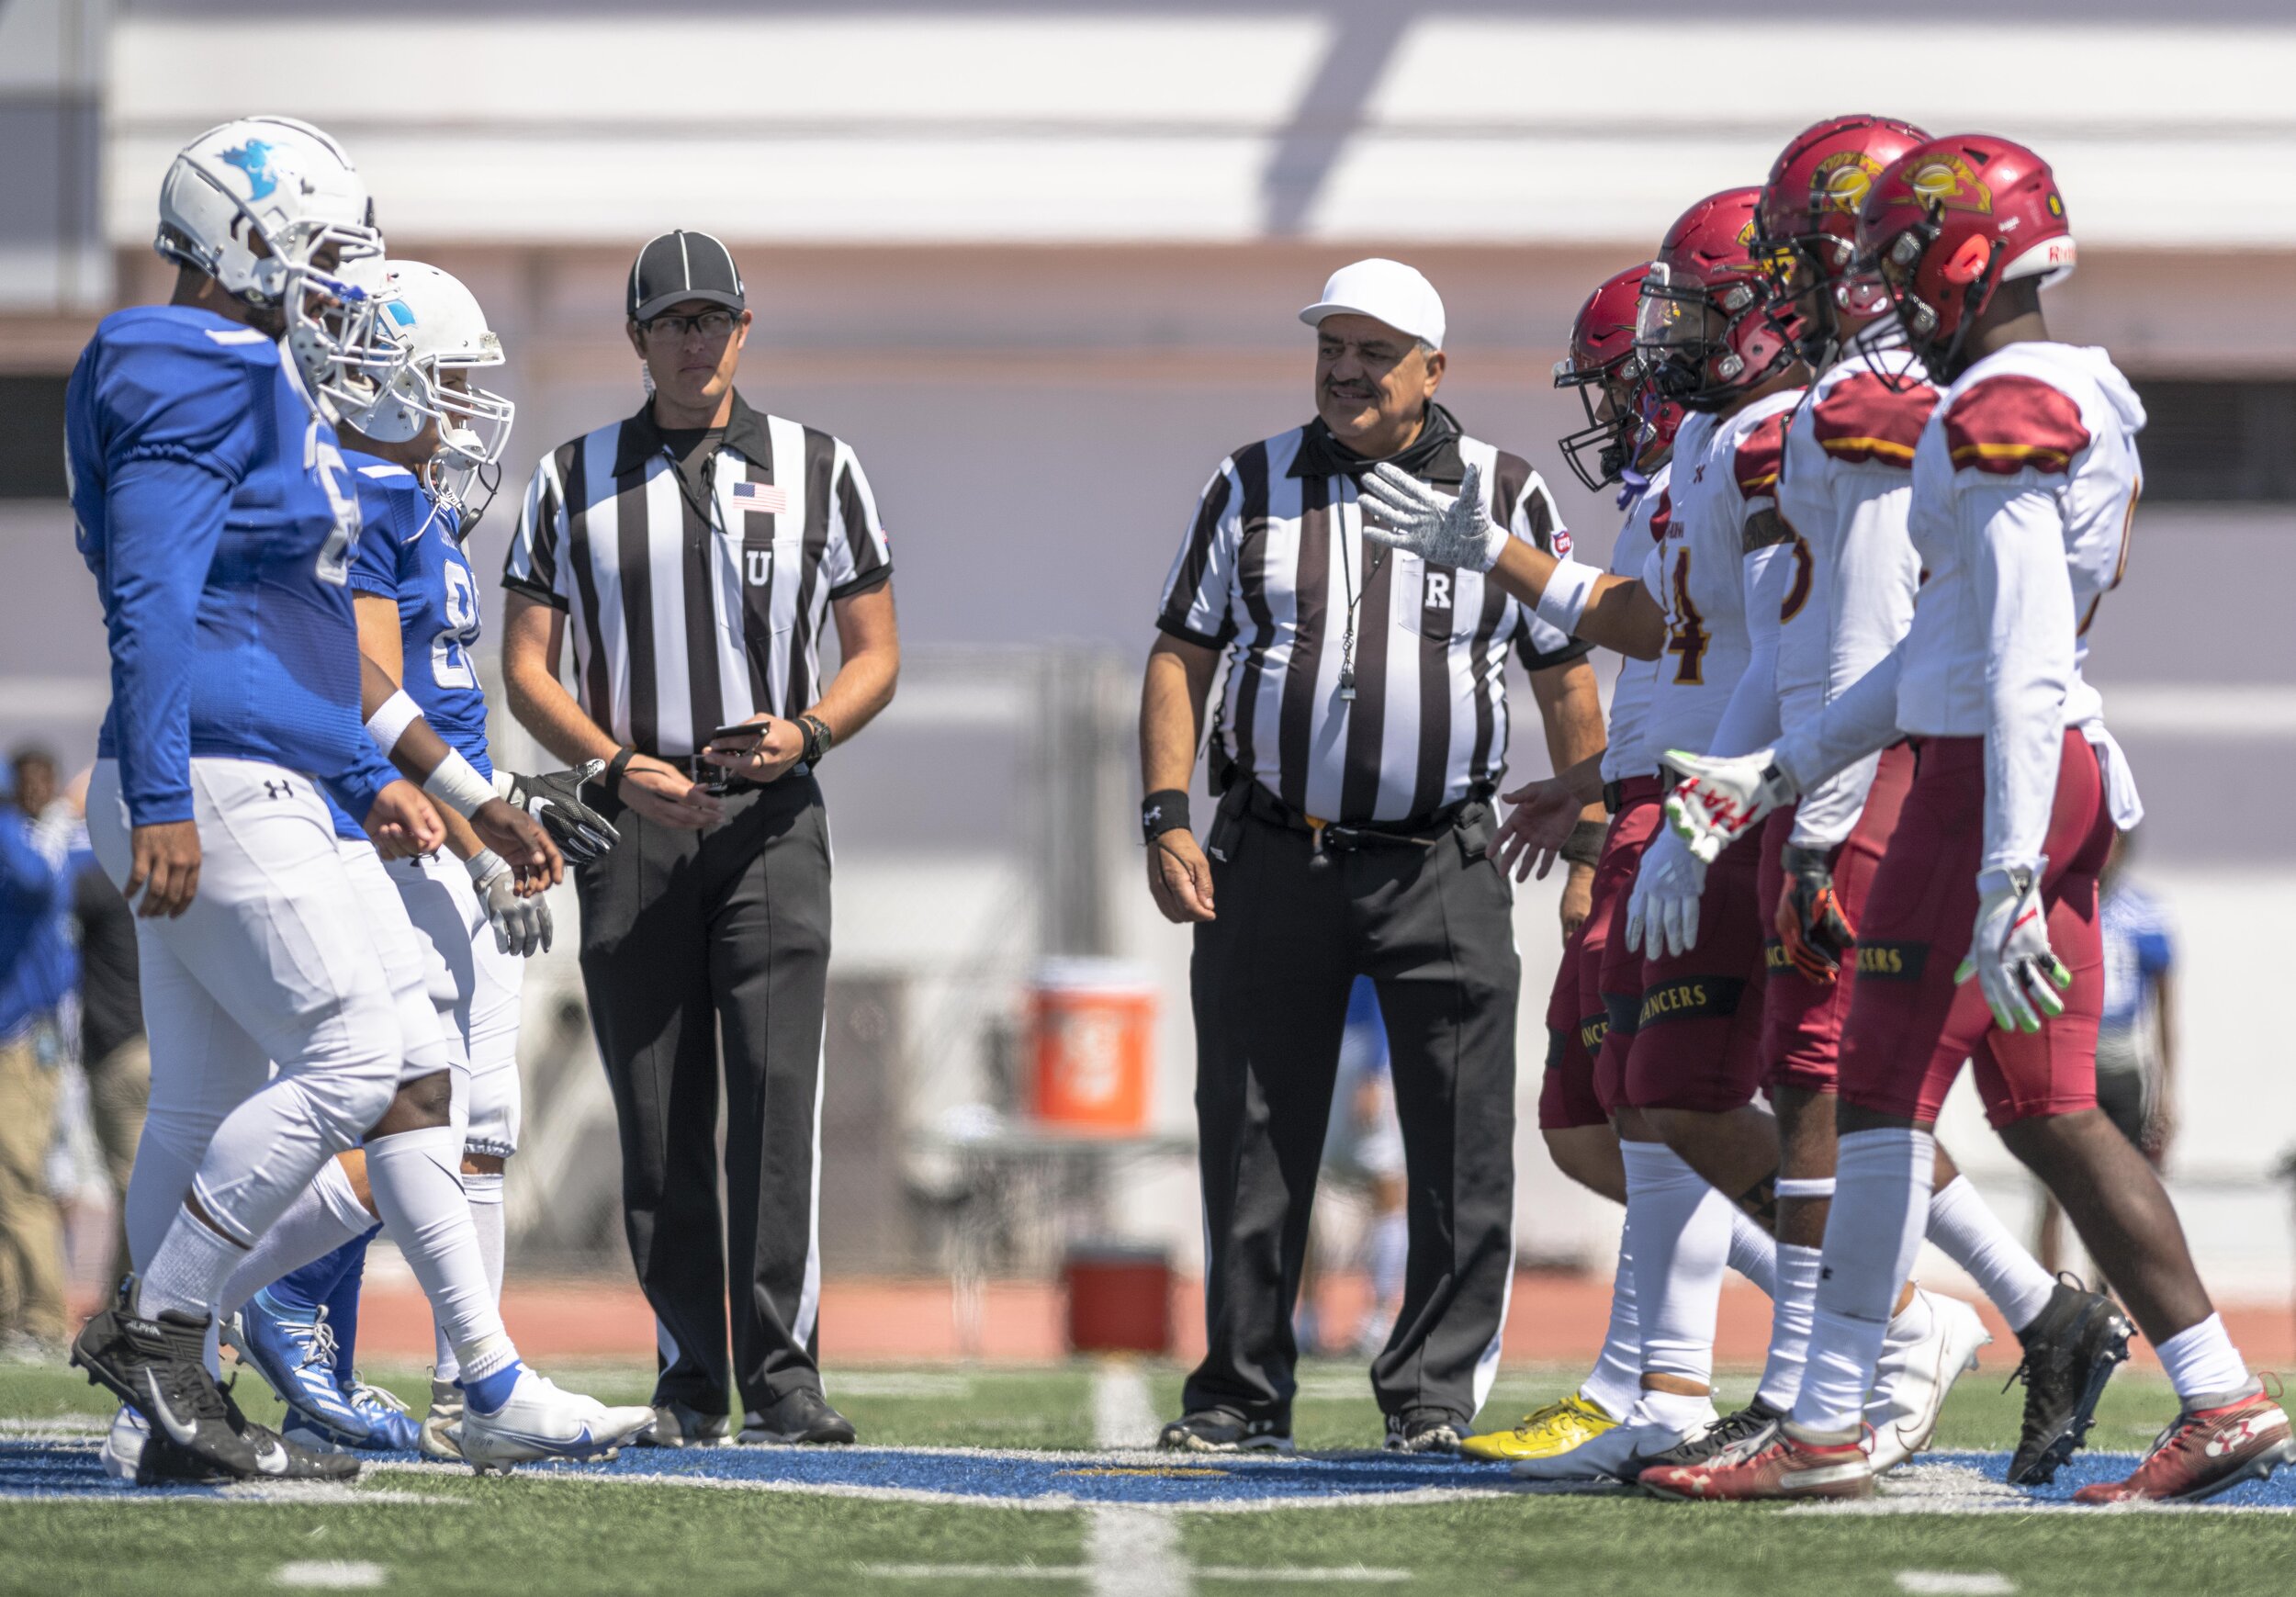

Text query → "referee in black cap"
[501,230,900,1447]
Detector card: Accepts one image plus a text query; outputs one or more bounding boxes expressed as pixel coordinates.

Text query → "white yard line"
[272,1562,388,1590]
[1086,1504,1188,1597]
[1896,1575,2015,1596]
[861,1567,1085,1581]
[1090,1361,1163,1451]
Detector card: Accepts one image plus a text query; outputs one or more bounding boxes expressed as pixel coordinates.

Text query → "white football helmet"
[155,116,388,407]
[341,261,516,525]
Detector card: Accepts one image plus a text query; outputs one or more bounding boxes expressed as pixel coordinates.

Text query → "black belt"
[1239,781,1479,852]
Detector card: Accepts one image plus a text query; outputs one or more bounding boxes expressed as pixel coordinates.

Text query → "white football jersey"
[1638,389,1803,761]
[1598,461,1672,784]
[1773,337,1933,847]
[1896,342,2144,741]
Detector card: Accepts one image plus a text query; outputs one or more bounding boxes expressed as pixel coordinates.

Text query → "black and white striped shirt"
[504,393,891,758]
[1158,407,1585,825]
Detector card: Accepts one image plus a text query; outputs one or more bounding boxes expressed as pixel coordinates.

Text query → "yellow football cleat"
[1458,1392,1619,1462]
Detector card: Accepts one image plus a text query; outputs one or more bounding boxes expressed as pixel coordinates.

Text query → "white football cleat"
[1511,1406,1716,1481]
[1866,1288,1990,1473]
[454,1369,656,1473]
[422,1377,465,1462]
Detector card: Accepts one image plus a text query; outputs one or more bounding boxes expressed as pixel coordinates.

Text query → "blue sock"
[321,1228,380,1389]
[267,1229,377,1320]
[463,1360,524,1416]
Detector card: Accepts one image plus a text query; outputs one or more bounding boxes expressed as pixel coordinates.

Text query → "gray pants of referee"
[1182,800,1520,1434]
[577,772,830,1422]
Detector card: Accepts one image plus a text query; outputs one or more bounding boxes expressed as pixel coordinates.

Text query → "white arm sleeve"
[1705,544,1791,758]
[1789,474,1923,849]
[1971,483,2076,876]
[1776,647,1904,793]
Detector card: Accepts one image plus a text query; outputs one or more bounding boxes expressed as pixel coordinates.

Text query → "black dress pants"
[1181,803,1520,1430]
[576,773,830,1420]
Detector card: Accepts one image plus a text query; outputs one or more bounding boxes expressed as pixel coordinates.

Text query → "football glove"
[1625,827,1706,962]
[1954,862,2071,1033]
[1356,462,1507,573]
[1661,748,1800,864]
[1776,843,1854,984]
[494,761,619,864]
[469,851,553,958]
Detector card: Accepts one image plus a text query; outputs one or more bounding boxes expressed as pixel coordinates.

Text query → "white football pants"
[87,759,400,1267]
[383,849,524,1157]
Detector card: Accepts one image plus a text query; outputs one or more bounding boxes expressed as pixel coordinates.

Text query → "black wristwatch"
[798,714,834,769]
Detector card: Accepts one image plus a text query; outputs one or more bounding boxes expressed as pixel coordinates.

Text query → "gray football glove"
[493,760,619,863]
[469,851,552,958]
[1356,461,1507,573]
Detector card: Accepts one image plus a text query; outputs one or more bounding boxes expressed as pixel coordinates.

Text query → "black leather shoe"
[737,1388,857,1445]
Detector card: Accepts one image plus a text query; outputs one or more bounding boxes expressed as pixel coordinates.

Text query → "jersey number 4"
[432,561,482,691]
[1666,549,1708,684]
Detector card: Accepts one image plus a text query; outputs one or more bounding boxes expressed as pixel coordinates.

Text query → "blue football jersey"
[66,306,397,827]
[322,451,493,838]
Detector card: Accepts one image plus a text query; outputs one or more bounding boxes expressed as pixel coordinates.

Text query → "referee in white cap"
[501,230,899,1448]
[1142,259,1604,1454]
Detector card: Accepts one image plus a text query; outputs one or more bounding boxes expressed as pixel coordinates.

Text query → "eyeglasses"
[641,309,740,342]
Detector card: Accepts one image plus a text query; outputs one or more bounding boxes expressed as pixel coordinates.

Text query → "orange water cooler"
[1027,959,1156,1135]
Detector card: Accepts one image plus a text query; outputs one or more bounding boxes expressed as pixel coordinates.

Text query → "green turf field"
[0,1357,2280,1597]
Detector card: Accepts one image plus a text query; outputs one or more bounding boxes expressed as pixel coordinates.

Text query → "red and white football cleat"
[1638,1425,1873,1501]
[2073,1382,2294,1504]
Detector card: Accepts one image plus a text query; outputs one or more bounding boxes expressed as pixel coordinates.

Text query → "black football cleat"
[1155,1408,1294,1455]
[1639,1395,1787,1471]
[736,1388,857,1445]
[2005,1276,2133,1486]
[1383,1409,1466,1455]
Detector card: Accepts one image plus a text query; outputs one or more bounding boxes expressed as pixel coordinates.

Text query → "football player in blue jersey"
[219,262,642,1468]
[64,116,449,1485]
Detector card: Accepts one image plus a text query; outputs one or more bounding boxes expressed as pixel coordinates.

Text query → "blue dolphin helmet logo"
[220,140,278,201]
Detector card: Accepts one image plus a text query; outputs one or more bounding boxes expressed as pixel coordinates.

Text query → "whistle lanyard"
[1335,489,1383,704]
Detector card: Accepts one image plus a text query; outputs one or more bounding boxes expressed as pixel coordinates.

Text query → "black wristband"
[604,747,635,797]
[1142,789,1191,844]
[798,714,833,768]
[1559,818,1606,870]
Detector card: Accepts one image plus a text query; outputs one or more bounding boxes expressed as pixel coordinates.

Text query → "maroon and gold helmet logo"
[1812,151,1884,213]
[1899,157,1993,215]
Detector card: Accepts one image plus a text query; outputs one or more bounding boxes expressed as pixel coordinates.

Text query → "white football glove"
[1355,462,1507,573]
[1954,861,2070,1034]
[469,850,552,958]
[1661,748,1801,864]
[1625,827,1707,962]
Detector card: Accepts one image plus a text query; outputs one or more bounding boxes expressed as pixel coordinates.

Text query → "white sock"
[436,1170,508,1384]
[137,1205,249,1323]
[1755,1243,1824,1413]
[219,1159,374,1317]
[1620,1141,1729,1392]
[2155,1313,2250,1405]
[1580,1225,1641,1423]
[1631,1385,1715,1434]
[1794,1127,1934,1435]
[1367,1209,1407,1314]
[1728,1209,1776,1298]
[1926,1173,2055,1332]
[366,1126,518,1382]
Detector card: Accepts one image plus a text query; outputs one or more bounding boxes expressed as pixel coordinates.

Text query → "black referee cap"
[627,230,745,322]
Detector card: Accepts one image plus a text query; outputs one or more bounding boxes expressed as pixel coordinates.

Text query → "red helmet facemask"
[1754,113,1931,366]
[1554,264,1651,491]
[1637,187,1797,412]
[1856,134,2077,382]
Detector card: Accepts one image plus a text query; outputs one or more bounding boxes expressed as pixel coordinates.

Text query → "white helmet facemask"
[340,261,517,529]
[154,116,390,413]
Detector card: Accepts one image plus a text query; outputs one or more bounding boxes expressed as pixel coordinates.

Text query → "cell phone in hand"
[704,720,769,748]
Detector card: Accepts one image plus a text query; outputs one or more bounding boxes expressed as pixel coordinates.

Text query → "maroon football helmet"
[1856,134,2076,379]
[1556,264,1655,490]
[1636,187,1798,411]
[1756,114,1930,362]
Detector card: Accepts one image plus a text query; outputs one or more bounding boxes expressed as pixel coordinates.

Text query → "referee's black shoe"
[737,1389,856,1445]
[1157,1408,1295,1454]
[2005,1276,2134,1486]
[73,1281,357,1482]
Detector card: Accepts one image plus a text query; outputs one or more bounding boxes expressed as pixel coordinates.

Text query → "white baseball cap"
[1299,258,1446,351]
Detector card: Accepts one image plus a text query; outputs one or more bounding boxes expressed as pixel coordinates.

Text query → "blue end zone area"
[6,1435,2292,1511]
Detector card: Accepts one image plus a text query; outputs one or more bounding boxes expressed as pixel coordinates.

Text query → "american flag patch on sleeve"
[731,480,788,513]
